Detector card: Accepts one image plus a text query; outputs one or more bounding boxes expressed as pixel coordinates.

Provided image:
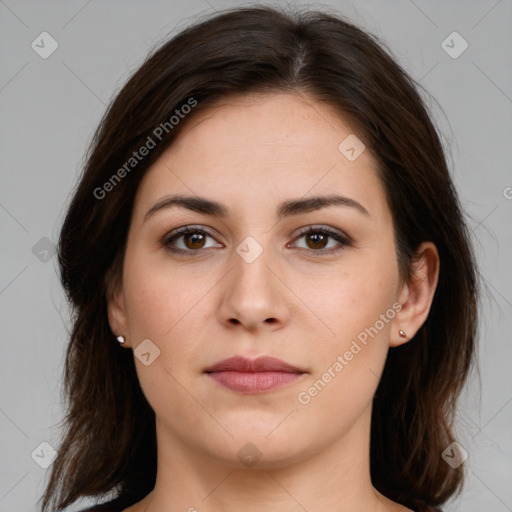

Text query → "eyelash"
[161,225,352,257]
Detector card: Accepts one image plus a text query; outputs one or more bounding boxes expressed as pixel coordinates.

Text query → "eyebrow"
[144,193,370,223]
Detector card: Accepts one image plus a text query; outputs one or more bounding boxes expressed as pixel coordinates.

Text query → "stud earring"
[399,330,407,338]
[117,335,126,344]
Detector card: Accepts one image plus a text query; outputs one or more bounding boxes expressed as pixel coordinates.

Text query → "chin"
[204,421,316,469]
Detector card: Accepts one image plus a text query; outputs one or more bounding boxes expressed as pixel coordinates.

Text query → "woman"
[39,5,478,512]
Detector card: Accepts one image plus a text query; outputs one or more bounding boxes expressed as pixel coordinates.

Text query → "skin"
[108,92,439,512]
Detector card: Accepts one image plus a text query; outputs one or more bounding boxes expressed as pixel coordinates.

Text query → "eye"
[162,226,221,255]
[289,226,352,255]
[162,225,352,257]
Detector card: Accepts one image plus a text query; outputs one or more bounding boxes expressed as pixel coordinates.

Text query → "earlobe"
[390,241,440,347]
[107,285,130,347]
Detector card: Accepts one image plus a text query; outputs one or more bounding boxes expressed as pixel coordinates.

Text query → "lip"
[204,355,307,393]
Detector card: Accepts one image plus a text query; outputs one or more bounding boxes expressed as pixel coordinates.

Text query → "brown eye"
[162,225,351,257]
[182,232,206,249]
[162,226,221,255]
[291,226,352,255]
[304,232,329,250]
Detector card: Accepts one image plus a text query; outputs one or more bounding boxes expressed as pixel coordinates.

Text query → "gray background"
[1,0,511,511]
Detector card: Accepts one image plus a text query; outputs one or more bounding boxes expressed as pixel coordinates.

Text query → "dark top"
[78,496,127,511]
[78,498,444,512]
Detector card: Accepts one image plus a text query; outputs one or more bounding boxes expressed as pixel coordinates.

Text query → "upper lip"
[204,355,305,373]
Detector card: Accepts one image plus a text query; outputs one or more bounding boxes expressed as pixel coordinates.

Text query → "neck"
[132,405,409,512]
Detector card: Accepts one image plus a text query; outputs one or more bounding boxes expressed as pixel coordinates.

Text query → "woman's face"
[109,92,409,468]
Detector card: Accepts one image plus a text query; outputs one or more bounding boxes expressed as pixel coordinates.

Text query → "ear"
[390,241,440,347]
[107,279,131,348]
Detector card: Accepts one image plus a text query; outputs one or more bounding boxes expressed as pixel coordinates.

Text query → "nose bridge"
[232,232,276,296]
[218,230,289,329]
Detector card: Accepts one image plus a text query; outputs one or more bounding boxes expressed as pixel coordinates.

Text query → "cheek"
[121,254,202,411]
[121,248,221,389]
[294,275,395,429]
[122,248,204,339]
[300,262,397,396]
[306,264,396,343]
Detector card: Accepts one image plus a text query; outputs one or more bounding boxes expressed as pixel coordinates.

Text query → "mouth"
[203,355,307,393]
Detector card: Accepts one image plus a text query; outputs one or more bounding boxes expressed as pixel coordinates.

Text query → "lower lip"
[206,371,304,393]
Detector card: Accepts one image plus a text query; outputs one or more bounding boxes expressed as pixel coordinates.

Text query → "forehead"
[168,92,366,160]
[133,92,388,223]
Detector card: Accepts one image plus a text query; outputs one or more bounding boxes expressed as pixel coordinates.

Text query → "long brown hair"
[40,5,479,511]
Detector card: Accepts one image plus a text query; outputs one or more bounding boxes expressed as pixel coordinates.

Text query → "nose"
[216,240,290,332]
